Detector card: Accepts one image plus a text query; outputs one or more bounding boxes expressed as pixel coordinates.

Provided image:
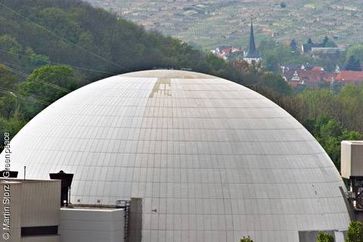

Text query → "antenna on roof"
[24,166,26,180]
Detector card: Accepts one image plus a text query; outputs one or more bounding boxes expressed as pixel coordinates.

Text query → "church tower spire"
[244,20,261,64]
[247,20,257,56]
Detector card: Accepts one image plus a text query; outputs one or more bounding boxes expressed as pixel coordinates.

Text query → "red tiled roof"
[283,67,333,87]
[311,66,324,72]
[335,71,363,83]
[220,47,232,53]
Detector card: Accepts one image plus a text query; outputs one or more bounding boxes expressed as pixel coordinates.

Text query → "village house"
[282,65,334,88]
[211,46,242,60]
[335,71,363,84]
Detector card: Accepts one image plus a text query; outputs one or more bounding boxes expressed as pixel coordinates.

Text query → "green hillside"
[85,0,363,49]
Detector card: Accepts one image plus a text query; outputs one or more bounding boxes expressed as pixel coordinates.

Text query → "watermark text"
[2,132,11,240]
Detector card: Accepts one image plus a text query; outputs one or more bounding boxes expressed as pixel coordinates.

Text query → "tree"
[303,115,362,168]
[0,35,22,55]
[322,36,337,48]
[24,48,50,70]
[258,72,291,95]
[290,39,298,52]
[338,84,363,132]
[264,54,280,72]
[17,65,80,119]
[345,56,362,71]
[346,221,363,242]
[0,65,18,93]
[0,117,26,152]
[0,94,17,119]
[316,232,334,242]
[346,44,363,64]
[240,236,253,242]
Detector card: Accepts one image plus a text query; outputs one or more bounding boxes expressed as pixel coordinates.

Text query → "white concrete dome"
[2,70,350,241]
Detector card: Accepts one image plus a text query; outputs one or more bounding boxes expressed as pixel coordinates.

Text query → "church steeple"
[248,21,256,54]
[243,20,261,64]
[245,20,259,58]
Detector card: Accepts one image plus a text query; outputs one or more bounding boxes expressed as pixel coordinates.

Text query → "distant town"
[212,21,363,89]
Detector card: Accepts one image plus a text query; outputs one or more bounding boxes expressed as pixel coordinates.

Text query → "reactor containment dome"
[1,70,350,242]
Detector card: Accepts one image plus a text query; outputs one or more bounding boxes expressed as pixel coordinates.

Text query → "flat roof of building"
[0,178,60,183]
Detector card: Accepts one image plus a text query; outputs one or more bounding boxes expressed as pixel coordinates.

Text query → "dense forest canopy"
[0,0,361,169]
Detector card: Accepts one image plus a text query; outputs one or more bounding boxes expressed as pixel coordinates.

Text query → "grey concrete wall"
[352,142,363,177]
[60,208,124,242]
[0,181,21,242]
[341,141,363,178]
[22,235,59,242]
[341,141,352,178]
[21,181,60,227]
[128,198,142,242]
[0,180,60,242]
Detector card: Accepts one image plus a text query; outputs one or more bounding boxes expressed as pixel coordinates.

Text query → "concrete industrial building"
[340,141,363,219]
[0,178,128,242]
[59,206,125,242]
[0,179,61,242]
[0,70,351,241]
[341,141,363,179]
